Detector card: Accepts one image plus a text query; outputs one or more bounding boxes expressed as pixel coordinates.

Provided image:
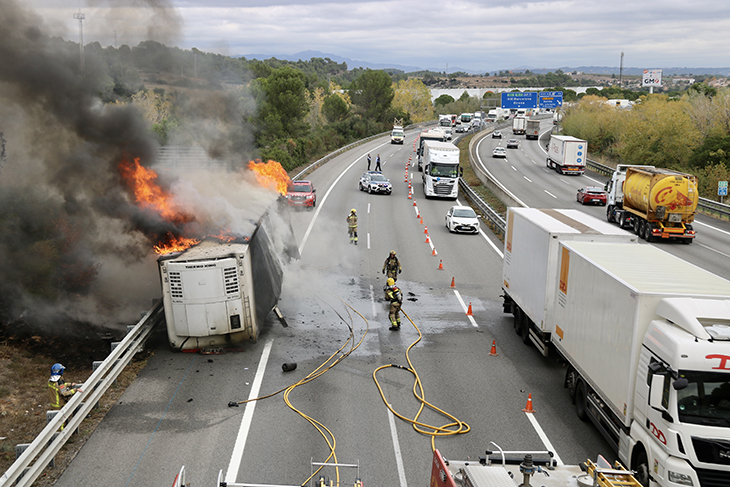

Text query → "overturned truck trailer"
[157,207,298,351]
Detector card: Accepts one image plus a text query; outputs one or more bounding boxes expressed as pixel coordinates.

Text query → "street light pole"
[73,11,85,74]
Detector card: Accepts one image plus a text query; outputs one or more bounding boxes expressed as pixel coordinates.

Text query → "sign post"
[719,180,728,204]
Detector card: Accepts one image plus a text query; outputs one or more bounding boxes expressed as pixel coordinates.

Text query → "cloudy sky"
[28,0,730,72]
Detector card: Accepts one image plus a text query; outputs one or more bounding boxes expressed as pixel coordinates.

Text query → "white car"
[492,147,507,158]
[445,205,480,234]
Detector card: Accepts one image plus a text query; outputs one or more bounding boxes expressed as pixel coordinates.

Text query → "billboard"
[642,69,662,87]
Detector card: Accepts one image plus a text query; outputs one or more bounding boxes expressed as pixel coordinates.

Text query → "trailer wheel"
[633,448,650,487]
[520,315,531,345]
[565,368,578,403]
[633,218,641,235]
[618,212,628,229]
[575,380,588,422]
[644,223,653,243]
[606,205,615,223]
[513,308,523,335]
[637,220,646,240]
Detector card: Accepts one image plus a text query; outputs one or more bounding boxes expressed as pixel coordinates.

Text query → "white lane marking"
[525,412,564,466]
[475,136,528,208]
[299,141,390,255]
[367,233,371,250]
[479,228,504,258]
[369,284,377,318]
[695,219,730,237]
[544,190,557,199]
[225,339,273,483]
[698,242,730,259]
[511,165,517,171]
[453,290,478,328]
[387,409,408,487]
[583,175,603,185]
[368,203,371,213]
[524,176,532,183]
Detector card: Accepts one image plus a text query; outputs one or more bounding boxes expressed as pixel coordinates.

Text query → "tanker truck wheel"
[644,223,653,243]
[606,205,615,223]
[637,220,646,240]
[618,212,628,229]
[575,380,588,421]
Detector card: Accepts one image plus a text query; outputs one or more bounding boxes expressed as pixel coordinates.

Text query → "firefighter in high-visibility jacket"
[385,278,403,331]
[48,363,77,410]
[347,209,358,244]
[382,250,402,281]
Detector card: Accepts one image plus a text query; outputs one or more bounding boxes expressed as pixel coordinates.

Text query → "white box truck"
[525,119,540,140]
[501,208,637,355]
[553,241,730,487]
[512,116,527,135]
[422,140,460,199]
[546,135,587,175]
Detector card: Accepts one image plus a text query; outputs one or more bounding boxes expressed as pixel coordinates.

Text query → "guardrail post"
[16,442,53,470]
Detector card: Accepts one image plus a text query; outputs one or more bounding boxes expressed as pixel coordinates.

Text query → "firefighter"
[48,363,78,410]
[347,208,358,245]
[385,278,403,330]
[382,250,401,281]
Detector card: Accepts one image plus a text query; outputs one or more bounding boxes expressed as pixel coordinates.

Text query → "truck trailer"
[605,165,698,243]
[421,140,460,199]
[416,130,446,171]
[512,116,526,135]
[546,135,587,175]
[158,208,297,351]
[501,208,637,355]
[553,241,730,487]
[525,119,540,140]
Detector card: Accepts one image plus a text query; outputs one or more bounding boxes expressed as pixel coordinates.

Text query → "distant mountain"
[523,66,730,76]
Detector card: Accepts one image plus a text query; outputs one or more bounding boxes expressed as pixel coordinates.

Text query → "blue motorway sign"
[501,92,538,109]
[539,91,563,109]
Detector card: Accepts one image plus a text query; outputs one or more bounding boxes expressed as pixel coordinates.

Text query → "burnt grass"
[0,317,155,485]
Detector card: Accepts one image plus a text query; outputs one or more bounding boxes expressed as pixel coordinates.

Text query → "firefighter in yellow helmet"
[48,363,78,410]
[347,208,358,244]
[382,250,401,281]
[385,277,403,331]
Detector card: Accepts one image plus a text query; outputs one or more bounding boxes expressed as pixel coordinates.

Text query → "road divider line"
[387,409,408,487]
[695,220,730,237]
[525,412,563,466]
[544,190,557,199]
[698,242,730,259]
[367,232,371,249]
[453,289,478,327]
[524,176,532,183]
[225,339,273,483]
[370,284,377,318]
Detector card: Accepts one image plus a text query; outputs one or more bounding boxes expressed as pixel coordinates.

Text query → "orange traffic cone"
[432,247,437,256]
[424,225,429,234]
[408,193,412,199]
[438,259,444,270]
[466,302,473,316]
[420,216,423,224]
[425,235,430,244]
[489,340,498,356]
[523,393,535,413]
[450,277,455,288]
[413,200,417,207]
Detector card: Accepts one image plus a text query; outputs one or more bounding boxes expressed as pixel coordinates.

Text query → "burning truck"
[157,207,297,352]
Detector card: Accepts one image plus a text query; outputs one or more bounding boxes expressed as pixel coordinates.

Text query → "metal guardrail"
[586,158,730,219]
[0,301,165,487]
[459,178,506,236]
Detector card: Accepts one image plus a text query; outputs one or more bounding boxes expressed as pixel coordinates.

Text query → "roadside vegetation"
[560,84,730,200]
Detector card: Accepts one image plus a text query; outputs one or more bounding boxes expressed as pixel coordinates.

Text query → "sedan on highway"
[492,130,502,139]
[359,171,393,194]
[455,125,469,133]
[445,205,480,233]
[492,147,507,158]
[577,186,607,205]
[506,139,519,149]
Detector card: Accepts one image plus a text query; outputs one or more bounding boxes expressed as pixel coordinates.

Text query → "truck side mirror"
[673,377,688,390]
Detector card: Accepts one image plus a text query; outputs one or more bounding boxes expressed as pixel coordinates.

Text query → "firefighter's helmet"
[386,278,395,286]
[390,250,396,255]
[350,208,356,214]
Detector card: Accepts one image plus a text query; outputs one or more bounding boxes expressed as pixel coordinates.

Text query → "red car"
[286,180,316,209]
[576,186,607,206]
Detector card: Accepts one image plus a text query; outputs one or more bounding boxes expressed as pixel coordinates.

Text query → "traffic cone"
[408,193,412,199]
[432,247,437,256]
[467,302,473,316]
[413,200,417,207]
[450,277,455,288]
[489,340,498,356]
[425,235,430,244]
[438,259,443,270]
[523,393,535,413]
[420,216,423,225]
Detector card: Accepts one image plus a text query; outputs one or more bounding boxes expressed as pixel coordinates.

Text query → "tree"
[459,90,470,101]
[322,94,349,123]
[348,69,394,121]
[434,94,455,107]
[392,79,433,123]
[251,66,309,145]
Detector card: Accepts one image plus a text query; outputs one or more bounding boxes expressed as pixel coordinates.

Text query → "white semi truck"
[553,241,730,487]
[422,140,460,199]
[416,130,446,171]
[158,208,297,351]
[501,208,637,355]
[512,116,526,135]
[546,135,587,175]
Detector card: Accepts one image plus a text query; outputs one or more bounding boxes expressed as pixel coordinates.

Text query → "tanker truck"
[605,165,698,243]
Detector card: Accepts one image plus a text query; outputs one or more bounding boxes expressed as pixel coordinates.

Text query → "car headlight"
[668,471,693,486]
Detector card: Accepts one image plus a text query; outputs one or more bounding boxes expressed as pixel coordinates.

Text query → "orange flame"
[154,233,201,255]
[248,159,290,196]
[119,157,192,224]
